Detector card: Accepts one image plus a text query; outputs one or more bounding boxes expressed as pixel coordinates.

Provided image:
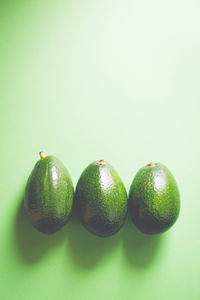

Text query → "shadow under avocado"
[122,214,164,268]
[66,208,122,269]
[15,193,70,264]
[15,191,163,268]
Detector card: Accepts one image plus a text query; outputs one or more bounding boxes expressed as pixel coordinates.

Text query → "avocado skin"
[24,155,74,234]
[129,163,180,234]
[75,161,128,237]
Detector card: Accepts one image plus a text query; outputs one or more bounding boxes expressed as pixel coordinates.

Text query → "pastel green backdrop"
[0,0,199,299]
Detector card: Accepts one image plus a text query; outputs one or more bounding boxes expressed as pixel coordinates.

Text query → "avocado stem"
[147,162,155,167]
[39,151,46,159]
[97,159,105,165]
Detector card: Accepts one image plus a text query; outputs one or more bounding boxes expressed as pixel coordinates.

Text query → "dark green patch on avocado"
[129,163,180,234]
[75,160,128,237]
[24,154,74,234]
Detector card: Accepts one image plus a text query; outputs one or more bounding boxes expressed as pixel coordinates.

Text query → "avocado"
[129,162,180,234]
[75,159,128,237]
[24,152,74,234]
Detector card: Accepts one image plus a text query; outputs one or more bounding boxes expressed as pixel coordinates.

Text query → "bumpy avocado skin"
[75,161,128,237]
[129,163,180,234]
[24,156,74,234]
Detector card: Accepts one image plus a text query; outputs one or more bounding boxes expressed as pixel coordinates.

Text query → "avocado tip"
[39,151,46,159]
[146,162,155,167]
[97,159,105,165]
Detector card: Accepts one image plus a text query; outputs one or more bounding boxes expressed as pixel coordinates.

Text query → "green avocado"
[24,152,74,234]
[75,159,128,237]
[129,162,180,234]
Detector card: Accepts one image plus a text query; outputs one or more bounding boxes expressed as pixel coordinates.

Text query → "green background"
[0,0,199,299]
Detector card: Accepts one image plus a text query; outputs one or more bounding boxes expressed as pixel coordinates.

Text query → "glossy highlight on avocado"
[75,159,128,237]
[24,152,74,234]
[129,162,180,234]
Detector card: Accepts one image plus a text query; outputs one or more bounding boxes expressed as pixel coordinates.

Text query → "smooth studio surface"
[0,1,199,299]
